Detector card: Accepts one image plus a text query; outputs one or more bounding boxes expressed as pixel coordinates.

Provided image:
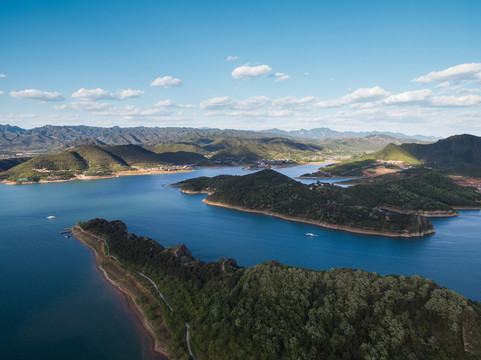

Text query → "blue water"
[1,165,480,359]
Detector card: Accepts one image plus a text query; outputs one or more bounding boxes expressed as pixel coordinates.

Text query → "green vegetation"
[343,171,481,212]
[307,134,481,178]
[1,124,432,161]
[149,142,209,155]
[0,157,30,171]
[78,218,481,359]
[0,144,209,182]
[176,169,434,236]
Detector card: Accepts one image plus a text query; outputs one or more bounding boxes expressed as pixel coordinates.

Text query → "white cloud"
[429,95,481,107]
[56,101,174,118]
[206,110,293,118]
[226,56,240,61]
[272,96,317,109]
[55,101,112,112]
[117,89,144,100]
[304,72,309,76]
[198,95,319,113]
[231,64,272,80]
[316,86,389,108]
[412,63,481,83]
[154,99,196,108]
[435,81,451,88]
[72,88,144,101]
[0,90,4,96]
[10,89,64,102]
[273,72,290,82]
[383,89,433,105]
[72,88,112,100]
[236,96,271,109]
[150,76,183,88]
[0,74,6,78]
[200,96,272,110]
[0,112,37,119]
[200,96,237,109]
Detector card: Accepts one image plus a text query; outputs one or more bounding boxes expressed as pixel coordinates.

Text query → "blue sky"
[1,0,481,136]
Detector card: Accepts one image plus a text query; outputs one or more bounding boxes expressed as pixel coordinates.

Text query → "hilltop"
[75,218,481,360]
[304,134,481,179]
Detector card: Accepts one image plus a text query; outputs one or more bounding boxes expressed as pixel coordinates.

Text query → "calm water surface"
[1,164,480,359]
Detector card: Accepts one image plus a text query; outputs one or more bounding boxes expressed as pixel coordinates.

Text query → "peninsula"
[175,169,441,237]
[175,168,480,237]
[73,218,481,359]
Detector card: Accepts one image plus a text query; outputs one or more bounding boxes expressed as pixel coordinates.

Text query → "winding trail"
[73,226,196,360]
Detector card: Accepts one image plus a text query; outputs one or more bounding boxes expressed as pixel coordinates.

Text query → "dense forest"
[78,218,481,359]
[176,169,480,235]
[177,170,437,236]
[343,170,481,212]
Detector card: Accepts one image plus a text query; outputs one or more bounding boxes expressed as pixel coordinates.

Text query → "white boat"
[46,216,56,219]
[305,233,317,237]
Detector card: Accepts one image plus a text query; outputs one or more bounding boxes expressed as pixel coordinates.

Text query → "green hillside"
[78,218,481,360]
[309,134,481,178]
[176,169,434,236]
[343,171,481,212]
[74,145,129,170]
[156,151,211,165]
[0,157,30,171]
[149,142,209,155]
[100,144,162,165]
[0,144,210,182]
[209,137,323,162]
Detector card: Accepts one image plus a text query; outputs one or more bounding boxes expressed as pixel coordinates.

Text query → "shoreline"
[202,199,435,238]
[1,169,194,185]
[71,226,170,359]
[376,205,461,218]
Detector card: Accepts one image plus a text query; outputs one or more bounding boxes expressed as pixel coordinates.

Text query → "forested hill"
[175,169,435,237]
[370,134,481,167]
[308,134,481,178]
[78,218,481,359]
[0,144,209,182]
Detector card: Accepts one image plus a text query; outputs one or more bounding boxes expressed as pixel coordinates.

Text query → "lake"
[1,164,480,359]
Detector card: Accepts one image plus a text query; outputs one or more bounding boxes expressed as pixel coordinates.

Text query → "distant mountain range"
[0,124,437,152]
[262,127,439,141]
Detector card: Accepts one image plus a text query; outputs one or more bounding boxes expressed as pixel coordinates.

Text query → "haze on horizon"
[0,0,480,137]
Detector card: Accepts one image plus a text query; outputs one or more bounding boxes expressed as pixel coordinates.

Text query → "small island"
[73,218,481,359]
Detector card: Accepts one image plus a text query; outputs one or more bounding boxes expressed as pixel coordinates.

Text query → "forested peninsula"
[74,218,481,360]
[175,169,481,236]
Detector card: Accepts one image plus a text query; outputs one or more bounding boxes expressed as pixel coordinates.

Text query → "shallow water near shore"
[1,164,480,359]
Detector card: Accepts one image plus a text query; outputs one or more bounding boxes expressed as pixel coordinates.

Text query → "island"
[174,168,481,237]
[73,218,481,359]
